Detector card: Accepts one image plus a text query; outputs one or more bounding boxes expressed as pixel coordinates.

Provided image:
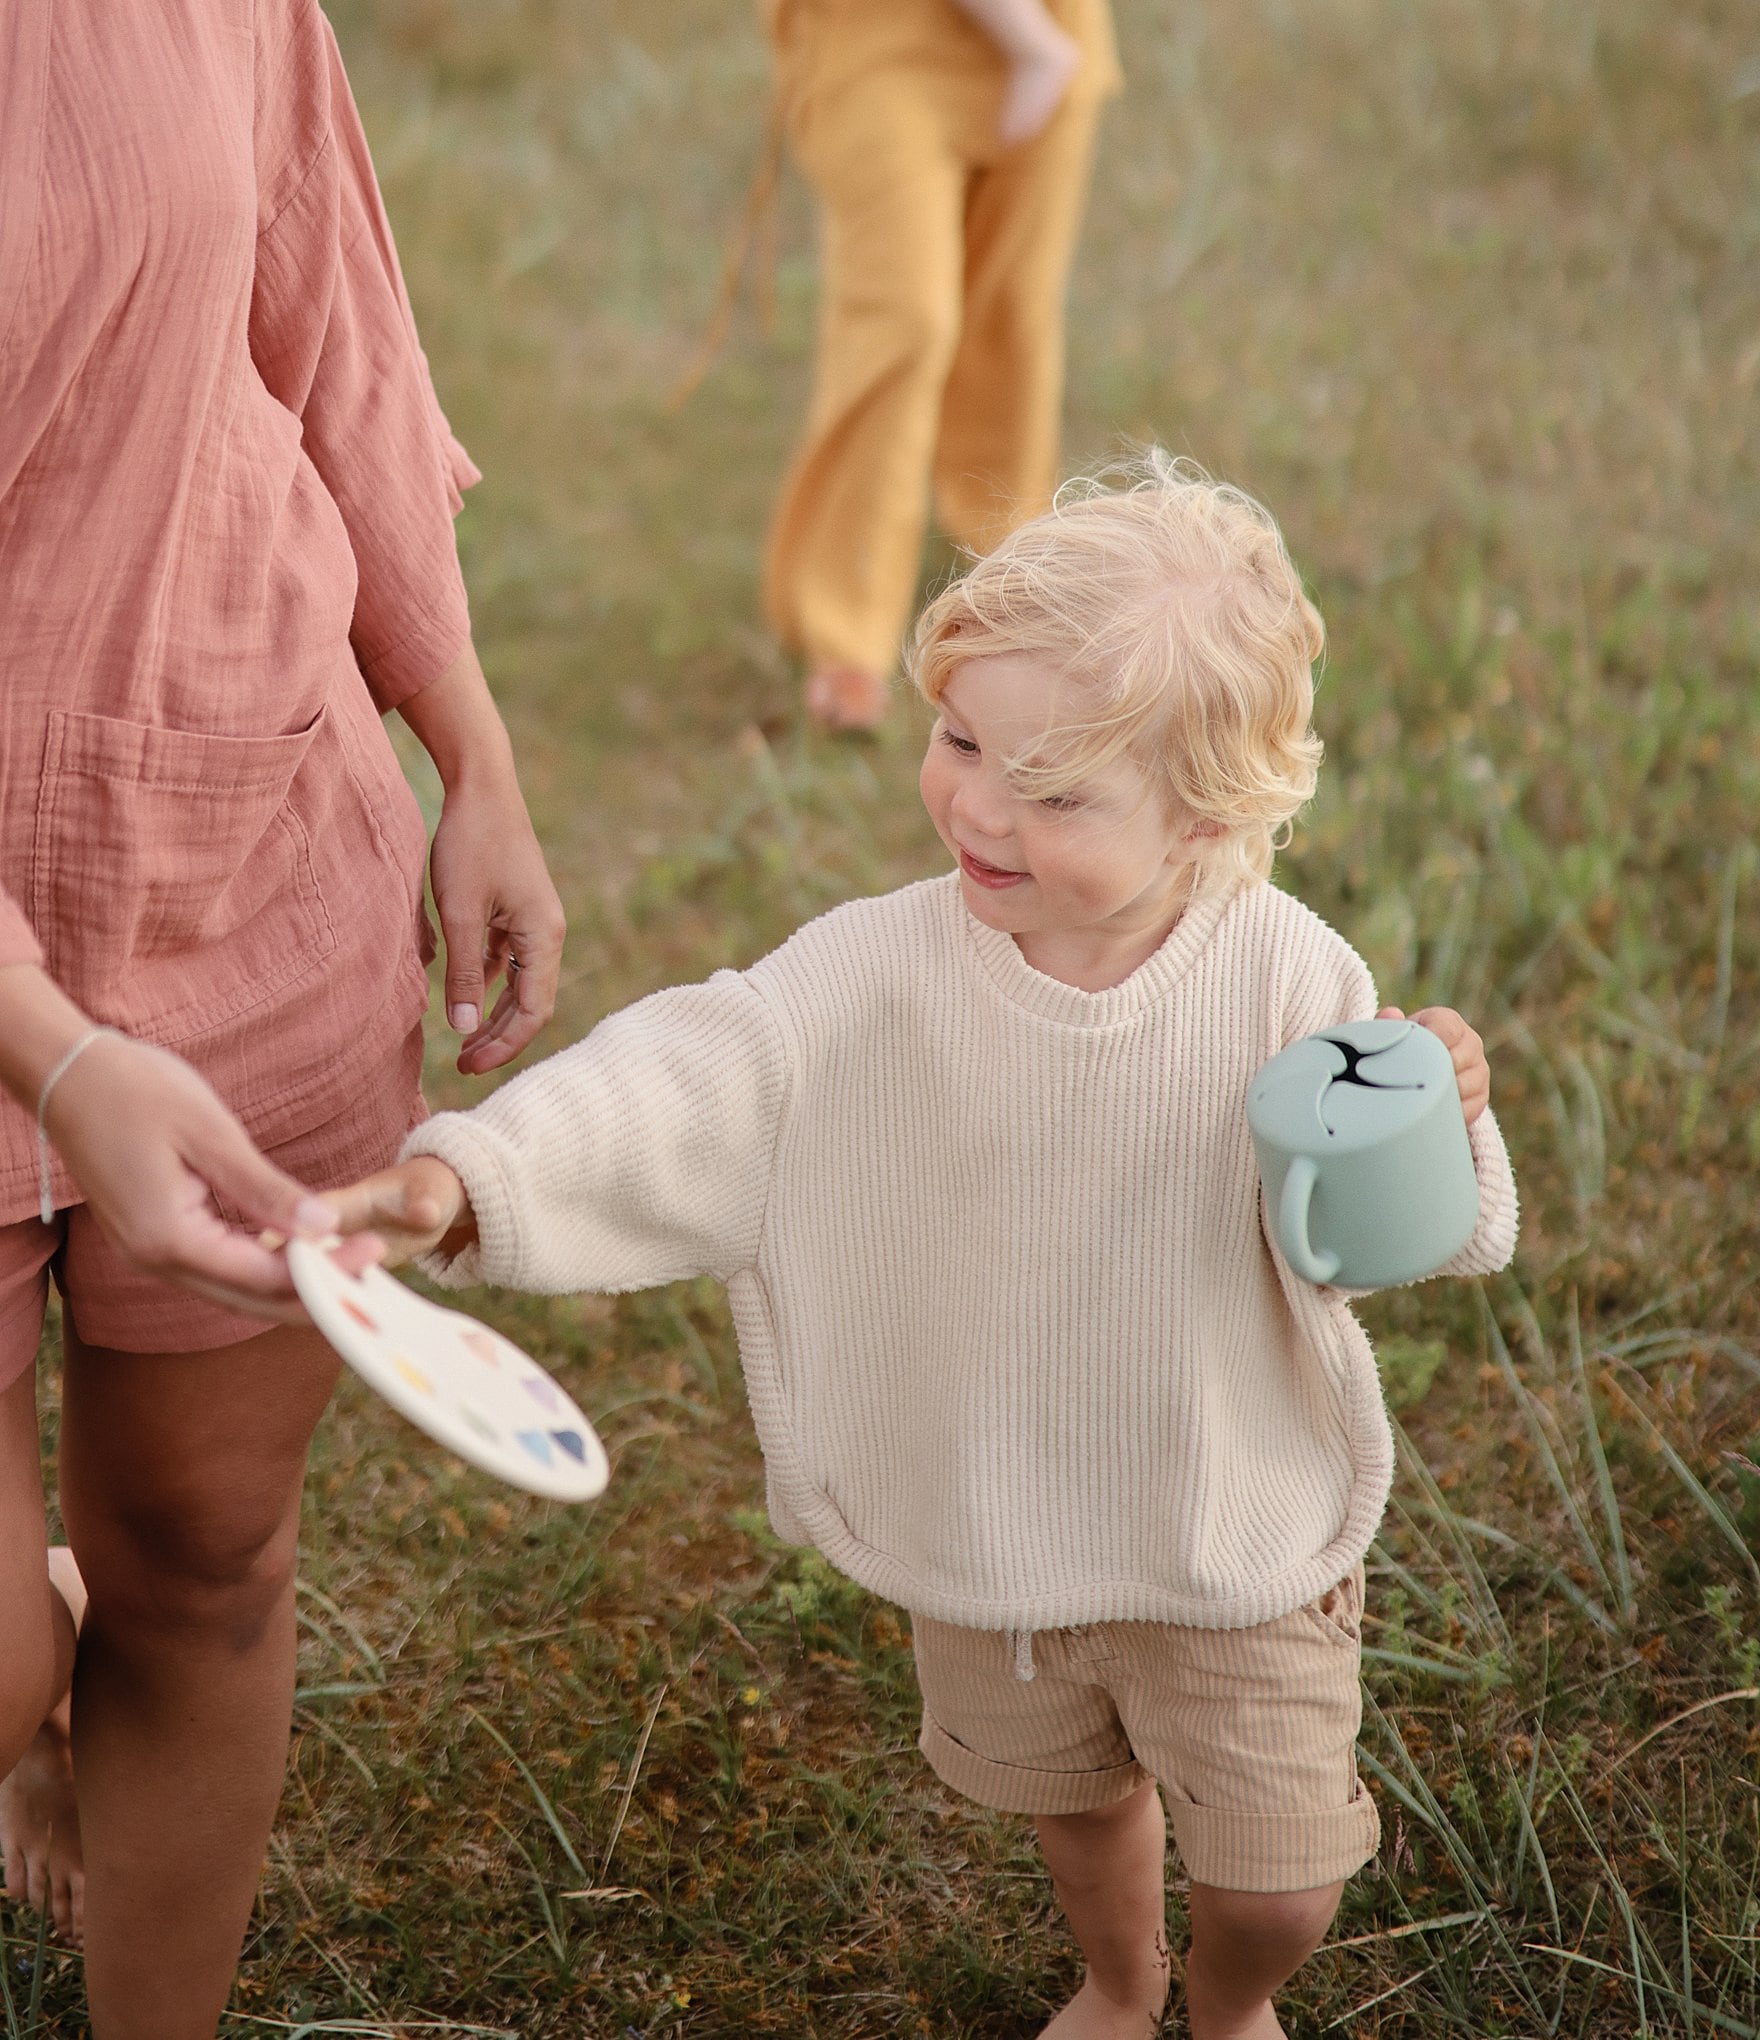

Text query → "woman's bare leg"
[56,1319,340,2040]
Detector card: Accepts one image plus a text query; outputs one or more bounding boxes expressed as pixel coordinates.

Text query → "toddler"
[337,454,1517,2038]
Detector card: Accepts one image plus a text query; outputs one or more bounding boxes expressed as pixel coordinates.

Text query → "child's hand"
[325,1155,476,1268]
[997,27,1081,144]
[1377,1004,1490,1126]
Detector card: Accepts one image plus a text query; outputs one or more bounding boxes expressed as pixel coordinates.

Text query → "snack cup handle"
[1279,1155,1342,1284]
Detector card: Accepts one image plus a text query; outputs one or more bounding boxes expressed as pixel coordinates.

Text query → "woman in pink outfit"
[0,2,565,2030]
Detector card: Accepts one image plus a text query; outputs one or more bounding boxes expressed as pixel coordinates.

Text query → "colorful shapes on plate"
[461,1407,500,1444]
[342,1297,379,1334]
[461,1329,503,1369]
[516,1429,554,1466]
[392,1355,434,1395]
[550,1429,587,1462]
[521,1373,561,1411]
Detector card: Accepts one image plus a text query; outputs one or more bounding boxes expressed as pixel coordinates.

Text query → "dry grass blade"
[1323,1908,1492,1950]
[231,2023,519,2038]
[1322,1955,1448,2028]
[599,1681,667,1882]
[1609,1689,1760,1772]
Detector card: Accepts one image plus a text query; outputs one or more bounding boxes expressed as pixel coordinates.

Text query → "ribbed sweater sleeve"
[1438,1107,1519,1276]
[401,972,789,1294]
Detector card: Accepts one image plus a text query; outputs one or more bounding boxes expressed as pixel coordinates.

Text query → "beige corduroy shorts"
[912,1562,1381,1893]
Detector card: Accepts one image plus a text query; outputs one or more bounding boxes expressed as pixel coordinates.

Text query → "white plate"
[288,1239,608,1502]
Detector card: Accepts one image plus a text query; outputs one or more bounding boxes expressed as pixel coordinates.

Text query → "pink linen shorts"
[0,1022,425,1375]
[912,1562,1380,1893]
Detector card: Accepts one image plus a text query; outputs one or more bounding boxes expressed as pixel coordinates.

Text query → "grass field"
[11,0,1760,2032]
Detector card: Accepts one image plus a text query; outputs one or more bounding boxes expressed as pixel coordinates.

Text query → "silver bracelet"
[37,1026,119,1226]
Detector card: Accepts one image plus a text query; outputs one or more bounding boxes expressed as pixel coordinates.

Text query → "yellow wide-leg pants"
[763,26,1108,678]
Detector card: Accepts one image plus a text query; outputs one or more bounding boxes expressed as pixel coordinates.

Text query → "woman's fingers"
[428,775,565,1074]
[458,921,562,1074]
[38,1035,327,1313]
[184,1109,337,1244]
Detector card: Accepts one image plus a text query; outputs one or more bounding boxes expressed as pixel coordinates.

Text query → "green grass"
[13,0,1760,2029]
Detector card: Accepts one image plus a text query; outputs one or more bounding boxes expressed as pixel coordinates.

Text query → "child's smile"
[919,652,1217,992]
[955,844,1029,890]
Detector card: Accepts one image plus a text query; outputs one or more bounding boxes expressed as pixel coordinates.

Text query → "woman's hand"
[1377,1003,1490,1126]
[0,966,340,1317]
[427,775,565,1076]
[325,1155,474,1268]
[399,640,565,1078]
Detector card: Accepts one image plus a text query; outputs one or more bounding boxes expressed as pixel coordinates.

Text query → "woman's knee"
[71,1483,302,1653]
[57,1325,331,1650]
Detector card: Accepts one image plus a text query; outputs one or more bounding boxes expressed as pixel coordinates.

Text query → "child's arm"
[949,0,1082,144]
[329,972,789,1296]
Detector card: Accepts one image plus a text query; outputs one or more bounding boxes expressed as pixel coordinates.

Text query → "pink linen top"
[0,0,477,1223]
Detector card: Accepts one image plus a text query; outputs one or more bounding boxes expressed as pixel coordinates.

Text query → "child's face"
[920,652,1213,959]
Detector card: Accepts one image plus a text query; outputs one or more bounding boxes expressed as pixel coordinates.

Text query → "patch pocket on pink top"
[30,706,338,1047]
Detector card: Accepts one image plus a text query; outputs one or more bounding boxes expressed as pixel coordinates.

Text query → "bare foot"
[2,1550,87,1946]
[0,1693,83,1947]
[804,663,889,732]
[998,27,1082,145]
[1039,1970,1169,2037]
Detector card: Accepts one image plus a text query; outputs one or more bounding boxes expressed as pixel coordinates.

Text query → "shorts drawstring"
[1009,1628,1036,1681]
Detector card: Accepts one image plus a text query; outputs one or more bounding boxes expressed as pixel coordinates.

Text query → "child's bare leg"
[1182,1879,1344,2040]
[0,1546,87,1944]
[1034,1779,1171,2036]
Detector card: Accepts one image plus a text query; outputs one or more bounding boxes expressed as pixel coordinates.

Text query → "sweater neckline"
[960,878,1239,1026]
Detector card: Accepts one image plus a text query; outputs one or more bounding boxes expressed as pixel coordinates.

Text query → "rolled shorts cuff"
[918,1709,1147,1816]
[1168,1778,1381,1893]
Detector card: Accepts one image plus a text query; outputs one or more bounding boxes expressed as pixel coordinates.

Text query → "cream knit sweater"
[405,874,1518,1632]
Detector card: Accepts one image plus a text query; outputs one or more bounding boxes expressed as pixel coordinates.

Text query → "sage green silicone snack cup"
[1247,1018,1478,1287]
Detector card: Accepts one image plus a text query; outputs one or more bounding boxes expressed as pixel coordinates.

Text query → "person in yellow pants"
[763,0,1121,729]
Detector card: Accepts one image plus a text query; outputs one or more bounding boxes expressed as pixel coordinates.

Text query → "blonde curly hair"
[908,450,1325,887]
